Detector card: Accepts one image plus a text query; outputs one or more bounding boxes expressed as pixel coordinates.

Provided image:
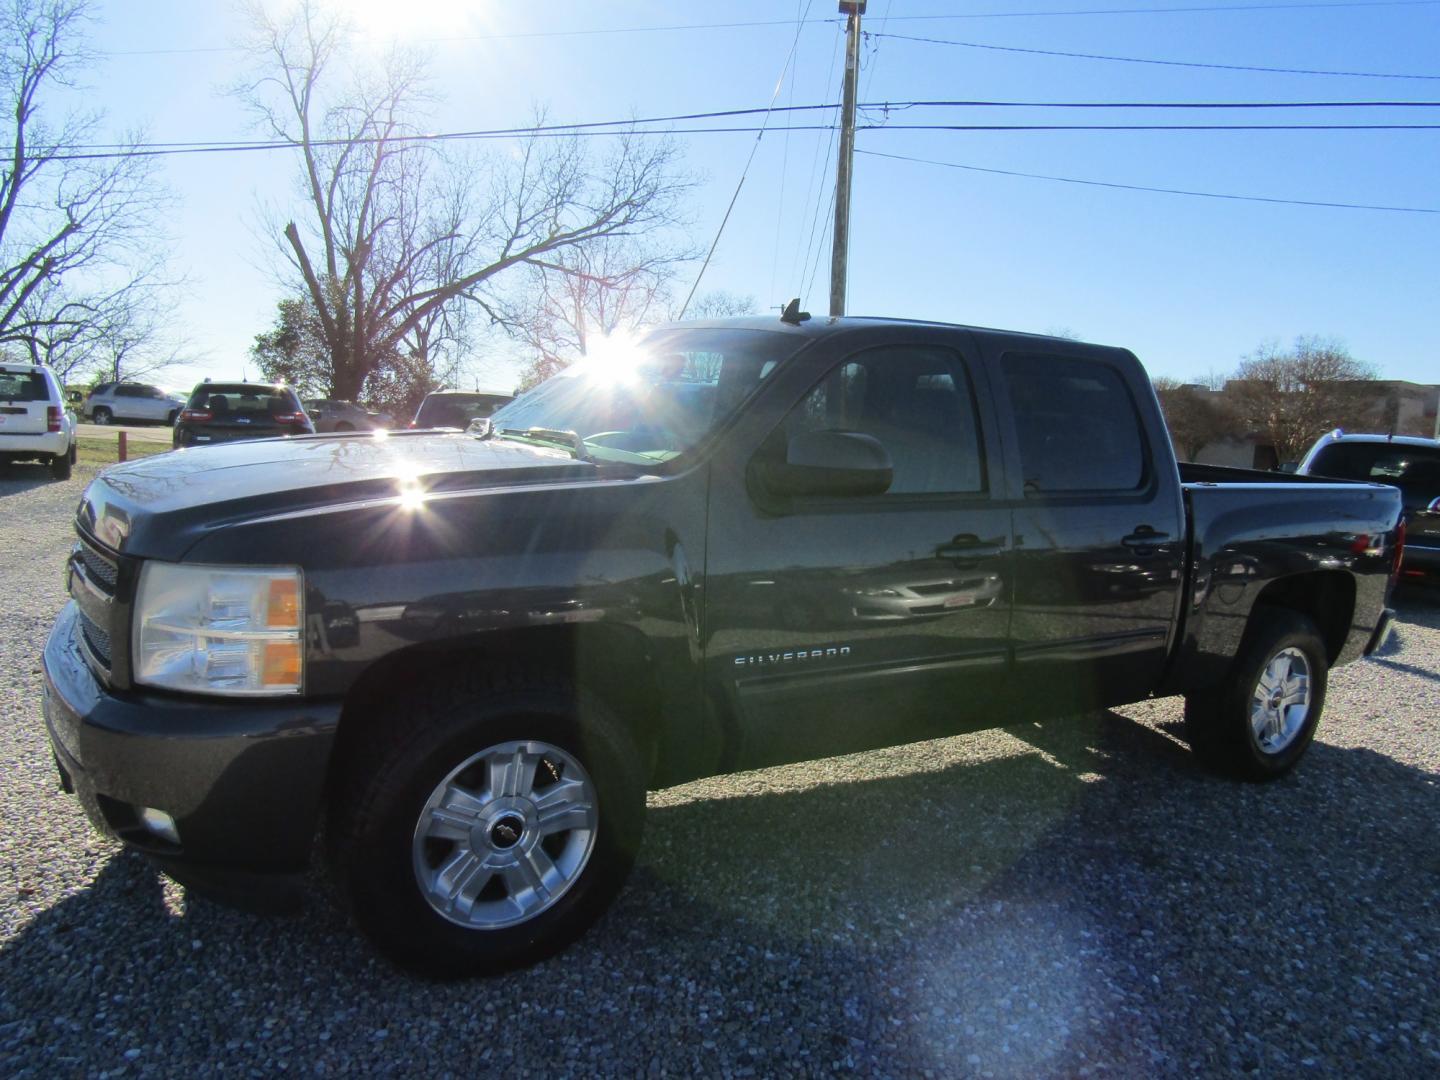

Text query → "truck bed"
[1179,461,1385,487]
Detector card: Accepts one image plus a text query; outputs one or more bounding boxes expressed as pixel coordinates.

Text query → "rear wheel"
[49,447,72,480]
[166,409,178,426]
[92,406,112,425]
[330,669,646,977]
[1183,609,1328,781]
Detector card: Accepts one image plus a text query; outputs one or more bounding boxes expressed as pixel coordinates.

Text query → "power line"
[791,30,845,294]
[858,122,1440,129]
[880,1,1440,18]
[770,0,809,307]
[54,120,1440,162]
[96,3,1440,57]
[858,147,1440,213]
[872,32,1440,79]
[52,99,1440,161]
[679,0,816,318]
[863,98,1440,108]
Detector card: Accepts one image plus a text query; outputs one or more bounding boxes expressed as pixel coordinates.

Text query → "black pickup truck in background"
[42,314,1403,976]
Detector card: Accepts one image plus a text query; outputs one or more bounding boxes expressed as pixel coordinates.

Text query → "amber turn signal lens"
[267,577,300,628]
[262,640,302,688]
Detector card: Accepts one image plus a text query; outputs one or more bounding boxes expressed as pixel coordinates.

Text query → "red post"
[118,431,127,462]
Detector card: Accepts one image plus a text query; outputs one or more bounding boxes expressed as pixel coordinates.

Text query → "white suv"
[0,363,77,479]
[84,381,185,425]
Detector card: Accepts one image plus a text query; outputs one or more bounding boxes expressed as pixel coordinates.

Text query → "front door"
[703,332,1015,770]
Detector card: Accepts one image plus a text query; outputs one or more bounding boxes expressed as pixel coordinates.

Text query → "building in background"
[1170,380,1439,469]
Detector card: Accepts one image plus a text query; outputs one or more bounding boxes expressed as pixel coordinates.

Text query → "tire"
[330,667,646,978]
[1183,609,1328,781]
[167,410,178,426]
[50,447,72,480]
[92,407,112,425]
[334,421,354,432]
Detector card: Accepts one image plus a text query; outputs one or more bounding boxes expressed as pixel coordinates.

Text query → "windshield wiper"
[491,425,591,462]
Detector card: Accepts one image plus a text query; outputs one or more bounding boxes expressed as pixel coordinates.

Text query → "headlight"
[134,563,303,696]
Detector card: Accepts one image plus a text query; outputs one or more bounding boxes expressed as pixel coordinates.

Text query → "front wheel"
[330,671,645,977]
[91,407,112,425]
[1183,609,1328,781]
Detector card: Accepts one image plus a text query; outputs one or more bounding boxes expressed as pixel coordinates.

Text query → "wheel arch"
[330,624,667,788]
[1248,570,1356,665]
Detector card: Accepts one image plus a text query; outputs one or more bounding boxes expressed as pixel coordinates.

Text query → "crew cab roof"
[662,314,1120,352]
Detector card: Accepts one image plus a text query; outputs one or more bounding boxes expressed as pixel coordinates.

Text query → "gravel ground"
[2,461,1438,1078]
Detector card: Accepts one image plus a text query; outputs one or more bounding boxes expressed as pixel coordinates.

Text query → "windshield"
[488,327,800,465]
[1310,442,1440,502]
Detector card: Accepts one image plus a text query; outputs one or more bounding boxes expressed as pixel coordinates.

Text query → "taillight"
[46,406,61,433]
[179,408,212,422]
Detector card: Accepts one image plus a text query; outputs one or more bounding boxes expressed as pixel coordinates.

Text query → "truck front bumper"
[41,602,342,909]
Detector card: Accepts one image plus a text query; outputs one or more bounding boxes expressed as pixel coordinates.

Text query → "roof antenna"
[780,298,811,326]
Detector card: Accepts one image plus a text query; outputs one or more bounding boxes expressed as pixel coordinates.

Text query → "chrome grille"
[79,610,112,665]
[77,542,118,593]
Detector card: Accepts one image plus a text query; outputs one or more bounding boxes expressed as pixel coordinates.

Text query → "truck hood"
[77,431,599,558]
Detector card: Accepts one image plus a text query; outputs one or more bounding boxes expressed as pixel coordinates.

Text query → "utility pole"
[829,0,865,318]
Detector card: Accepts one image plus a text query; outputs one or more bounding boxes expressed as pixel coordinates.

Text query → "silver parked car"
[84,382,186,426]
[303,398,391,432]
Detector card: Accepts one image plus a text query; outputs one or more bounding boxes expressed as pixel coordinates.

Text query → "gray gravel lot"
[2,461,1438,1078]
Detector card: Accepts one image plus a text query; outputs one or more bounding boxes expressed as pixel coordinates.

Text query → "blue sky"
[72,0,1440,392]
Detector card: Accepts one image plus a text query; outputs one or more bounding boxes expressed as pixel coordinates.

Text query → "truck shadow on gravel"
[0,465,62,497]
[4,711,1438,1078]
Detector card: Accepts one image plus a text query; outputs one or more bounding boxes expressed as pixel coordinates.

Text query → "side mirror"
[310,409,324,420]
[754,430,892,498]
[66,390,82,404]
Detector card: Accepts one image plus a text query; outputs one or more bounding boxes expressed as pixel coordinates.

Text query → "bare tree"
[512,236,696,390]
[0,0,170,371]
[1152,376,1235,461]
[1227,336,1378,462]
[238,1,691,402]
[683,290,758,320]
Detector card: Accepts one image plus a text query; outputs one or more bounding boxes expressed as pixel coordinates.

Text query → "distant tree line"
[1153,336,1387,465]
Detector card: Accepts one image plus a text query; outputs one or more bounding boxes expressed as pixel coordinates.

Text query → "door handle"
[937,534,1005,561]
[1121,527,1171,550]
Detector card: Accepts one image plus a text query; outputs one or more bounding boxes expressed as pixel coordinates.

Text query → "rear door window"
[1002,354,1148,494]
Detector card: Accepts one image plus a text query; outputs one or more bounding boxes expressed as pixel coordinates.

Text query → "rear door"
[112,384,149,421]
[988,346,1186,711]
[703,327,1015,769]
[0,367,54,434]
